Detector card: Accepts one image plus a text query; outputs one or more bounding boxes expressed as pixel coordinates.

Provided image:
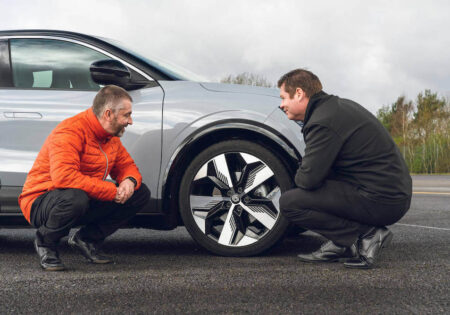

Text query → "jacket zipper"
[97,141,109,180]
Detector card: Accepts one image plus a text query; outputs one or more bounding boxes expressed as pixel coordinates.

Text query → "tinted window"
[10,39,111,90]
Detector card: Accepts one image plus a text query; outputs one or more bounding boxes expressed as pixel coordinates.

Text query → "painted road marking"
[396,223,450,231]
[413,192,450,195]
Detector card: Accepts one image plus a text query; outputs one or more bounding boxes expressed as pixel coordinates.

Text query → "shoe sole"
[297,255,355,263]
[41,265,66,271]
[89,259,113,264]
[344,261,371,269]
[297,257,339,263]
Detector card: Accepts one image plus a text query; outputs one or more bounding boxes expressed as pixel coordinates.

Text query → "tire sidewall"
[179,140,292,256]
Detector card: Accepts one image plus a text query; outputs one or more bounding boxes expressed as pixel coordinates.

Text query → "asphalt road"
[0,176,449,314]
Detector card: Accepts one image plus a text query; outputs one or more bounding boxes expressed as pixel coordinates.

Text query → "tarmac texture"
[0,176,448,314]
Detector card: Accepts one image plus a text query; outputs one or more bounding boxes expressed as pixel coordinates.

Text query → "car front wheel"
[179,140,293,256]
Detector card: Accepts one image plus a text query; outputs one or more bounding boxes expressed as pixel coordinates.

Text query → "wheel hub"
[231,194,240,204]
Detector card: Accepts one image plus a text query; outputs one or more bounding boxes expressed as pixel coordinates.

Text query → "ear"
[295,87,304,99]
[103,108,114,122]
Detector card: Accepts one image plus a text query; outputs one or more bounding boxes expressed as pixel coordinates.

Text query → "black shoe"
[34,239,65,271]
[344,227,393,269]
[68,232,112,264]
[298,240,358,263]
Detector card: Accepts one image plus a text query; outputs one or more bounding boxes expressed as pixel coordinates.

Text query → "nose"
[128,116,133,125]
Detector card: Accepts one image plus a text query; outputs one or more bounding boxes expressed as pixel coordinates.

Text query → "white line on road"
[413,192,450,195]
[396,223,450,231]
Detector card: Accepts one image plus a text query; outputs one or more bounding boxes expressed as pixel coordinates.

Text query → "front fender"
[159,118,303,217]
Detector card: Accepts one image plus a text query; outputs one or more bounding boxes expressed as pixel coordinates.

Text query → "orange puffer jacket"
[19,108,142,223]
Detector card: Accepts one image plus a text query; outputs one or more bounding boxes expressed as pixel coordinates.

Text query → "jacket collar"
[303,90,329,126]
[86,108,113,143]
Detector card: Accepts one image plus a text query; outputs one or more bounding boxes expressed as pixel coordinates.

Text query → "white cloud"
[1,0,449,113]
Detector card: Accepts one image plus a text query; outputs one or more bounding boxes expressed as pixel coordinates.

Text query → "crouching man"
[19,85,150,271]
[278,69,412,269]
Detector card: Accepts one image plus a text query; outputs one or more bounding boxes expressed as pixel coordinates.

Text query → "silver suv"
[0,30,305,256]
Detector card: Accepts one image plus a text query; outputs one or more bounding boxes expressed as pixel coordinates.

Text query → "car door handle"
[3,112,43,119]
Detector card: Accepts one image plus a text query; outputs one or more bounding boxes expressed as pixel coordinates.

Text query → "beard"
[111,119,127,137]
[115,127,125,137]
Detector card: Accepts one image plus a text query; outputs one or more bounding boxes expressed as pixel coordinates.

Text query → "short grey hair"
[92,85,132,118]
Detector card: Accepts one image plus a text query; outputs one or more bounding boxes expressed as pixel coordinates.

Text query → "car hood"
[200,82,279,98]
[156,80,282,120]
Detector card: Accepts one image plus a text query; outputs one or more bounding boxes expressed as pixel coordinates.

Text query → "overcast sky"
[1,0,449,113]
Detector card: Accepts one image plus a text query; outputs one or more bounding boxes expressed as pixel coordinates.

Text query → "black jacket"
[295,91,412,202]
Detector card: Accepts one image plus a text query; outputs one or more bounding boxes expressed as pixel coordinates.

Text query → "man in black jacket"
[278,69,412,269]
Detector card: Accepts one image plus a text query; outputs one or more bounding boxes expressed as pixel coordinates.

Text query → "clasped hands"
[114,178,135,204]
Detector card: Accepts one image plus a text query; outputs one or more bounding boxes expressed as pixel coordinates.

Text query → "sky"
[1,0,449,114]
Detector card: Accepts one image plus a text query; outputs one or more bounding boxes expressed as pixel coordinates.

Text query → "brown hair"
[277,69,322,98]
[92,85,133,117]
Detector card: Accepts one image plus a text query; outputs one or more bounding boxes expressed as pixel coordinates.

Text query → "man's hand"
[114,178,135,204]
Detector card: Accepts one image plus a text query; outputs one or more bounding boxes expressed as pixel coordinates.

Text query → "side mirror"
[90,60,131,88]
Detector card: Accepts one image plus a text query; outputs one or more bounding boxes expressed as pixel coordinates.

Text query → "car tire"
[179,140,293,256]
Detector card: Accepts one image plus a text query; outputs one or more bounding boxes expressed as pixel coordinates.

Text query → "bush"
[378,90,449,174]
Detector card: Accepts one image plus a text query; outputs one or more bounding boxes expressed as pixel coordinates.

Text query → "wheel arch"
[161,120,302,225]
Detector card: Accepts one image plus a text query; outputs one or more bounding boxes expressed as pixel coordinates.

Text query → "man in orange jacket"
[19,85,150,271]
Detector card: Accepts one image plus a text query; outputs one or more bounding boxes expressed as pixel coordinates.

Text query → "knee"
[279,189,300,212]
[279,188,308,219]
[131,183,151,208]
[138,183,151,202]
[44,189,89,227]
[60,189,89,215]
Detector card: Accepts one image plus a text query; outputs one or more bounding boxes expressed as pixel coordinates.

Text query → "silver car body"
[0,31,305,211]
[0,81,305,203]
[0,30,305,255]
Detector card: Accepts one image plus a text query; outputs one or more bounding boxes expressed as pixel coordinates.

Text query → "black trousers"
[279,180,411,247]
[30,184,150,247]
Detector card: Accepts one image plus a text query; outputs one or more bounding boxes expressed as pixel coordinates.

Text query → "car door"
[0,36,163,213]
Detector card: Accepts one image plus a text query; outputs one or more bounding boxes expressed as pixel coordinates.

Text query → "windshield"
[99,37,209,82]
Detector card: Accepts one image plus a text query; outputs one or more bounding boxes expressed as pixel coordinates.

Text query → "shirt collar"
[303,90,328,126]
[86,108,113,143]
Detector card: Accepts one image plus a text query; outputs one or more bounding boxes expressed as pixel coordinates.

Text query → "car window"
[0,40,13,87]
[10,38,112,90]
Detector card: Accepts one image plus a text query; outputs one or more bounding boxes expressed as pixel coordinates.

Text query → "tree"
[377,104,394,132]
[221,72,274,88]
[377,90,449,173]
[413,90,447,140]
[376,96,413,157]
[412,90,449,173]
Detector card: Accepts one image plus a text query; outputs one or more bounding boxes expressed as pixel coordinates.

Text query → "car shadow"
[0,228,324,258]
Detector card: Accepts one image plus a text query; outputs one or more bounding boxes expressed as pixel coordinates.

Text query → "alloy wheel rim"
[189,152,281,247]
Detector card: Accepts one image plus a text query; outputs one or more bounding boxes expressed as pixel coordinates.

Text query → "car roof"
[0,29,102,42]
